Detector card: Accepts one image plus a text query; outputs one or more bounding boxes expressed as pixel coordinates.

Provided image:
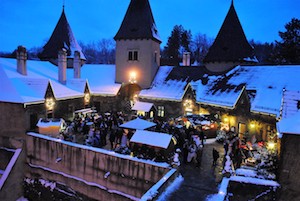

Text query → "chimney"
[182,52,191,66]
[73,51,81,78]
[16,46,27,75]
[58,49,67,84]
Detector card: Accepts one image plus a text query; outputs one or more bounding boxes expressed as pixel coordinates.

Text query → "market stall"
[36,118,66,136]
[130,130,176,161]
[119,118,156,130]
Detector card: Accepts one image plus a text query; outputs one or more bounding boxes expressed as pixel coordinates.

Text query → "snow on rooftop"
[80,64,121,96]
[0,58,121,104]
[140,79,188,101]
[277,112,300,135]
[194,77,243,108]
[194,65,300,116]
[139,66,188,101]
[132,101,154,112]
[119,118,156,130]
[130,130,172,149]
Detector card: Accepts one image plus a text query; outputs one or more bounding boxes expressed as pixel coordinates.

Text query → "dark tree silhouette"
[274,18,300,64]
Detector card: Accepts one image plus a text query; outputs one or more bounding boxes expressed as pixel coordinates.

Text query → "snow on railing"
[141,168,178,201]
[0,148,22,190]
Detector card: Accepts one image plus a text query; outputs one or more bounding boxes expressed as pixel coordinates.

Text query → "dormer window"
[128,50,138,61]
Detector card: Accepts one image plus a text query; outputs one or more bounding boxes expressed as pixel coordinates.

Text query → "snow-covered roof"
[119,118,156,130]
[139,66,189,101]
[277,112,300,135]
[130,130,172,149]
[0,58,121,104]
[192,77,243,109]
[194,65,300,116]
[80,64,121,96]
[132,101,154,112]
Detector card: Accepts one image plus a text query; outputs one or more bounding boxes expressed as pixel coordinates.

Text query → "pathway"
[166,140,224,201]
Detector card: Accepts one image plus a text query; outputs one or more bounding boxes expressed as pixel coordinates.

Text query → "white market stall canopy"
[74,108,96,114]
[119,118,156,130]
[36,118,66,135]
[130,130,172,149]
[132,101,154,112]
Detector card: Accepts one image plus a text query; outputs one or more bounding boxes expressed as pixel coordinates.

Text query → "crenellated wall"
[26,133,171,200]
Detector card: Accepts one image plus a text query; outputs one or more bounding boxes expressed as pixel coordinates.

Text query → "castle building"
[114,0,161,90]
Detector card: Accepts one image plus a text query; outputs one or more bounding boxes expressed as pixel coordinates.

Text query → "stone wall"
[0,148,25,201]
[26,133,170,200]
[0,102,26,140]
[278,134,300,201]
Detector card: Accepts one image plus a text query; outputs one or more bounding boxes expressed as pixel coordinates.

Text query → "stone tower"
[38,7,86,68]
[203,1,257,73]
[114,0,161,89]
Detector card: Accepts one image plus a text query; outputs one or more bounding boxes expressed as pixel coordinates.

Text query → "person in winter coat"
[187,142,197,163]
[212,148,220,166]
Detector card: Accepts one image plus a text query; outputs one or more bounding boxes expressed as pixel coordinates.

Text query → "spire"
[114,0,161,43]
[203,1,255,63]
[39,8,86,62]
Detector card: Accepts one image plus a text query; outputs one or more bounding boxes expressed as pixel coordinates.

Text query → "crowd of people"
[57,111,223,167]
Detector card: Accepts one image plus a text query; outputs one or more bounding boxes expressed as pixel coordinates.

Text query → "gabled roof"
[139,66,214,101]
[203,1,255,63]
[39,8,86,61]
[194,65,300,117]
[114,0,161,43]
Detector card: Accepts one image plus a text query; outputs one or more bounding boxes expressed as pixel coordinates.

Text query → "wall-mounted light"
[129,71,137,84]
[183,99,193,109]
[84,93,90,104]
[250,122,255,129]
[45,98,55,110]
[267,141,276,151]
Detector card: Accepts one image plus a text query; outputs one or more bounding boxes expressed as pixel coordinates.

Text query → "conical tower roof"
[114,0,161,43]
[204,1,255,63]
[39,8,86,61]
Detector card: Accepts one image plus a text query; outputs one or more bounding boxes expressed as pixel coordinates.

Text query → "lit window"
[158,106,164,117]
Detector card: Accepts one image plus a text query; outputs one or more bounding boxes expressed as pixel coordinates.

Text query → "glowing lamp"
[45,98,55,110]
[250,123,255,128]
[267,141,276,150]
[84,93,90,104]
[129,71,137,83]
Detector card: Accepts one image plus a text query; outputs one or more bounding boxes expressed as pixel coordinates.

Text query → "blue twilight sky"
[0,0,299,52]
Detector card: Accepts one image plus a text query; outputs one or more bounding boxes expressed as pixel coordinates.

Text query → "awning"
[132,101,154,112]
[119,118,156,130]
[130,130,172,149]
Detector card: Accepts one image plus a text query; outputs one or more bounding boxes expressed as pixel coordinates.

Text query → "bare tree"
[192,33,213,65]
